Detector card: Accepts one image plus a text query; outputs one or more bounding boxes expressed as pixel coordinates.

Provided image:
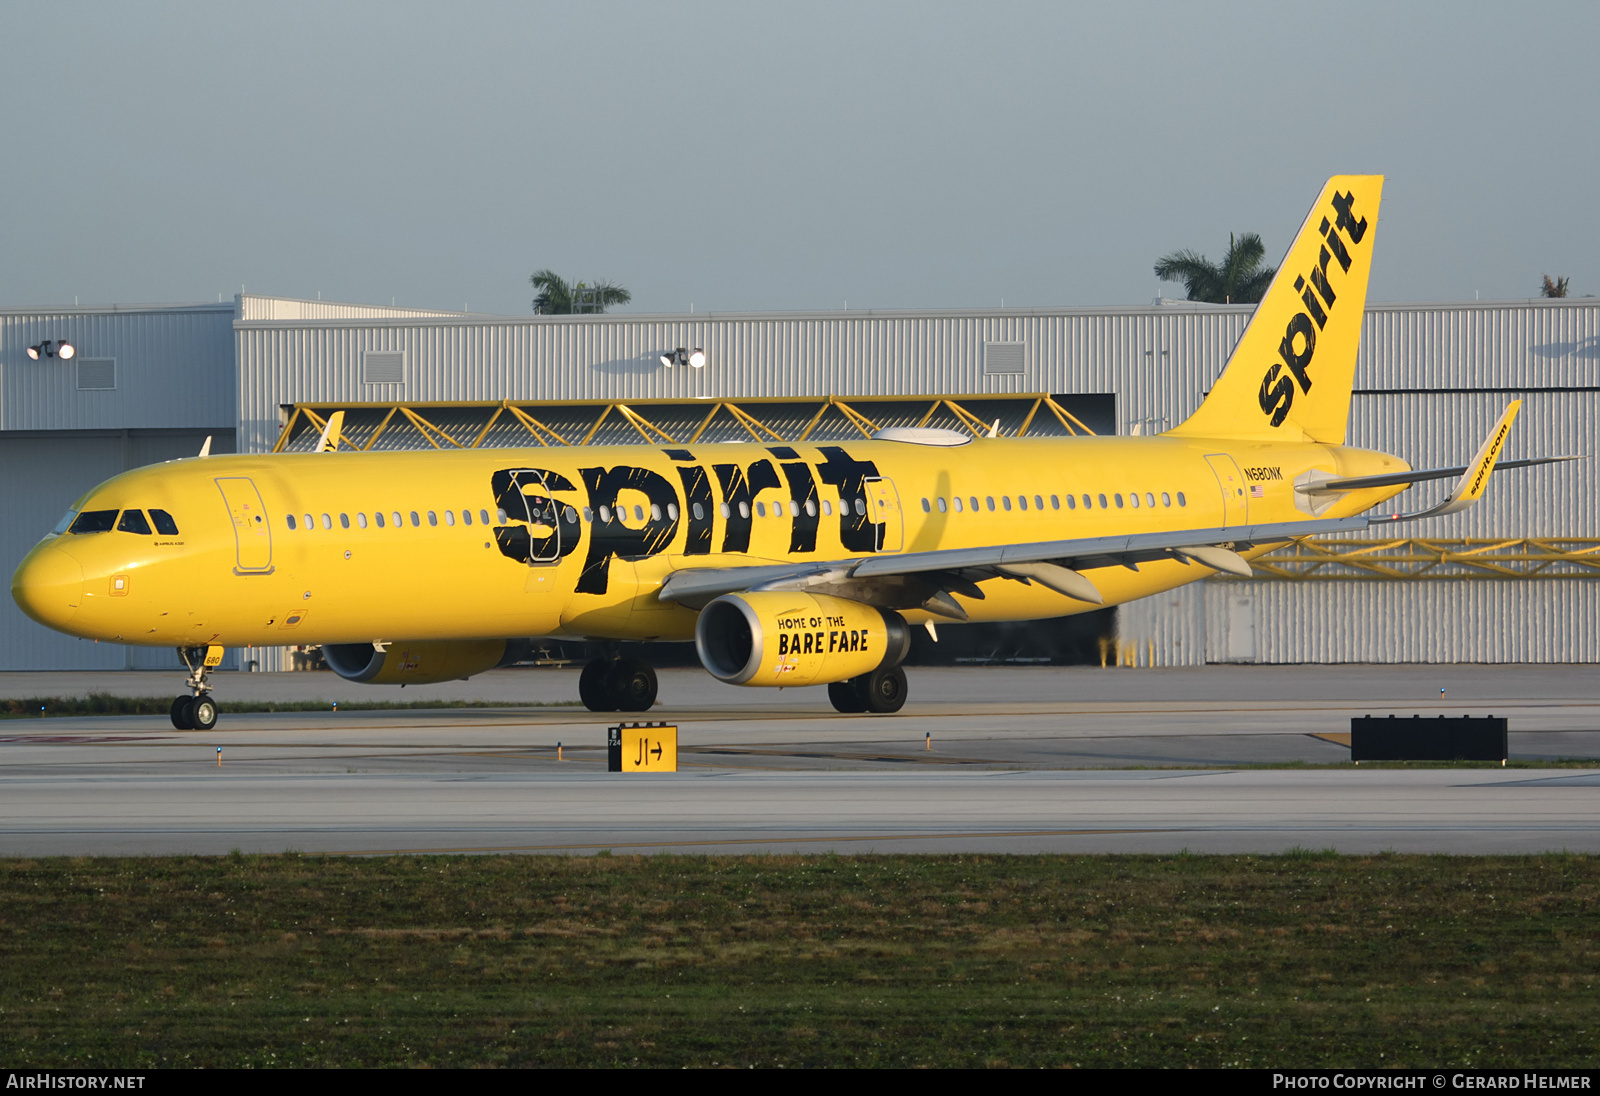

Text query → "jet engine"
[321,639,529,685]
[694,592,909,687]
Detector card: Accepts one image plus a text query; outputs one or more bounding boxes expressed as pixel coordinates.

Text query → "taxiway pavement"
[1,665,1596,855]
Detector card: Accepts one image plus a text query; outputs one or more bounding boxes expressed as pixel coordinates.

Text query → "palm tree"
[1154,233,1276,304]
[530,270,632,315]
[1542,274,1570,298]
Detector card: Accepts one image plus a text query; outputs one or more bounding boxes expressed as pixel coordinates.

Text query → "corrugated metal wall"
[1,304,236,431]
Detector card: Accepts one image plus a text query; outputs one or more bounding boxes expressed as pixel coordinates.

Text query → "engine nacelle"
[321,639,522,685]
[695,592,909,687]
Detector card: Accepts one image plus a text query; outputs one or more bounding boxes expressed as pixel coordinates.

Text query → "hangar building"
[3,293,1595,673]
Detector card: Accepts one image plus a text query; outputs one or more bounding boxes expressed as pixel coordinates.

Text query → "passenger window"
[1146,493,1156,508]
[1114,494,1124,509]
[599,505,613,523]
[692,502,704,521]
[480,510,491,525]
[287,514,298,531]
[788,499,798,515]
[986,496,996,512]
[805,499,818,517]
[953,497,963,513]
[1002,496,1012,511]
[461,510,472,526]
[774,502,785,517]
[357,513,369,529]
[340,513,351,529]
[427,511,438,527]
[854,499,866,516]
[756,502,767,518]
[322,514,333,530]
[375,512,386,528]
[739,502,750,519]
[582,507,595,522]
[304,513,315,530]
[921,498,931,513]
[1017,496,1027,511]
[444,510,455,526]
[629,505,640,521]
[1177,492,1187,507]
[651,504,663,521]
[1050,495,1059,510]
[822,500,833,517]
[1129,494,1139,509]
[720,502,731,519]
[667,503,680,521]
[564,506,578,524]
[68,510,118,534]
[394,511,405,528]
[1066,495,1076,510]
[937,498,947,513]
[1162,493,1171,507]
[1036,495,1045,511]
[969,496,979,512]
[117,510,153,535]
[409,511,420,527]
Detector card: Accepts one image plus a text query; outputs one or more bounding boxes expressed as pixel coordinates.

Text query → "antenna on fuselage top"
[986,419,1000,438]
[197,435,212,458]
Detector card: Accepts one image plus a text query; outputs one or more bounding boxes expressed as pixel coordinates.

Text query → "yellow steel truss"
[1246,537,1600,580]
[272,393,1096,453]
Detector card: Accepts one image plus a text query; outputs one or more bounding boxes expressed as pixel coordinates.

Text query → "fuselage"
[11,433,1409,650]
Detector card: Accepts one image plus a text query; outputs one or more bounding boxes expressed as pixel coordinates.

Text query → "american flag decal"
[1250,485,1265,498]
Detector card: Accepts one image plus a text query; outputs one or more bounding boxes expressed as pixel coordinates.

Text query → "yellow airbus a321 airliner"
[10,176,1568,730]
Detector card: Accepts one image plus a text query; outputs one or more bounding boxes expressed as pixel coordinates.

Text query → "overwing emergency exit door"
[866,477,903,551]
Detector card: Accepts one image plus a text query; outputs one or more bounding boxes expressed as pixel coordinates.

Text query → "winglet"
[197,435,212,458]
[1433,400,1521,516]
[1372,400,1521,523]
[316,411,346,453]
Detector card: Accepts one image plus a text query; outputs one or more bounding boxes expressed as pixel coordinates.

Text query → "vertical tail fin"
[1166,175,1383,444]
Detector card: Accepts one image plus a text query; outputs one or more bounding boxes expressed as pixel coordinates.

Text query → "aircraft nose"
[11,543,84,632]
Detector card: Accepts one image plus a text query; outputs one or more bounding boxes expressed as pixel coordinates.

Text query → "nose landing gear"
[170,645,223,731]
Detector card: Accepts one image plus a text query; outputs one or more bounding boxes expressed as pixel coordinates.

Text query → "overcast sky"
[3,1,1595,314]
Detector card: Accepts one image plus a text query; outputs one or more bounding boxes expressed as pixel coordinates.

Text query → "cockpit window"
[117,510,153,535]
[68,510,118,534]
[150,509,179,536]
[51,510,77,535]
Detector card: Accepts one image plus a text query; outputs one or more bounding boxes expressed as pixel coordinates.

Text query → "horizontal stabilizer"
[1371,401,1524,523]
[1299,455,1577,495]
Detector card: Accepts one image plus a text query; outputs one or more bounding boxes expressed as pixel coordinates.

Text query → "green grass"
[1,693,579,718]
[2,853,1597,1067]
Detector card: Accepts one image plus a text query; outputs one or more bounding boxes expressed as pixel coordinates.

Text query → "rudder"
[1166,175,1383,444]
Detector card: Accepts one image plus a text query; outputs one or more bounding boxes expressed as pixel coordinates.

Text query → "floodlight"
[659,347,692,368]
[26,344,41,360]
[688,348,706,368]
[57,341,74,360]
[659,351,676,368]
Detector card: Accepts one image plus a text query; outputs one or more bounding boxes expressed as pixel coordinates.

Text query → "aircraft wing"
[657,514,1373,615]
[659,401,1540,618]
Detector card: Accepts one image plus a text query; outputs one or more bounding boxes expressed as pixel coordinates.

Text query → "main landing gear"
[170,645,221,731]
[827,665,908,714]
[578,657,659,713]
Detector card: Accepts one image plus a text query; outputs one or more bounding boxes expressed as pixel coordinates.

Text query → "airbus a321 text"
[10,176,1573,730]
